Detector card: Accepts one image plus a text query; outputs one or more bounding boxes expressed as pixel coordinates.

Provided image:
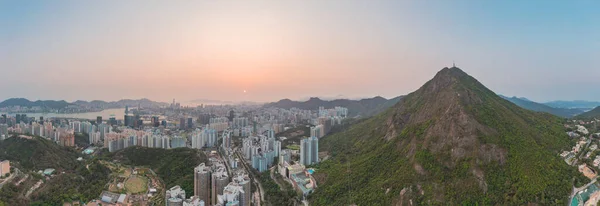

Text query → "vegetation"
[256,170,298,206]
[29,160,111,205]
[310,67,581,205]
[74,133,90,147]
[576,106,600,119]
[106,146,207,193]
[0,183,29,205]
[278,125,311,147]
[0,135,79,171]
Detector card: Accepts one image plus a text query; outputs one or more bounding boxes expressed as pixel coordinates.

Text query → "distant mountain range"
[499,95,585,118]
[264,96,403,117]
[72,98,169,108]
[0,98,71,109]
[0,98,169,110]
[544,100,600,110]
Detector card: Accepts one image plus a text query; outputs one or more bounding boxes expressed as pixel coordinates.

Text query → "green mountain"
[0,136,79,171]
[575,106,600,119]
[499,95,584,117]
[310,67,580,205]
[107,146,207,193]
[264,96,403,117]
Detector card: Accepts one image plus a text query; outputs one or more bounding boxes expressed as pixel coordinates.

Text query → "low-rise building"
[0,160,10,177]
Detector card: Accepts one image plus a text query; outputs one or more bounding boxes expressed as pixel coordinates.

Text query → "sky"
[1,1,599,103]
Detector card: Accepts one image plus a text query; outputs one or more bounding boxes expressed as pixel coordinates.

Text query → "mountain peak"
[435,66,468,79]
[312,66,575,205]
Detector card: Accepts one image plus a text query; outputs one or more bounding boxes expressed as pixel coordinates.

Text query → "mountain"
[0,98,169,110]
[72,98,169,108]
[575,106,600,119]
[310,67,580,205]
[499,95,585,118]
[264,96,403,117]
[545,100,600,110]
[0,98,71,109]
[0,136,110,205]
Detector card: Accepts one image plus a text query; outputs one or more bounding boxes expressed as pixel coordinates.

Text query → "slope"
[575,106,600,119]
[264,96,403,117]
[500,95,584,117]
[310,67,578,205]
[0,136,79,171]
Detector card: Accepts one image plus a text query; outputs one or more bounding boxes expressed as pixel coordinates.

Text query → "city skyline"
[2,1,599,103]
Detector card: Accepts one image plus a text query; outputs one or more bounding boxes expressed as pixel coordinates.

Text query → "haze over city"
[2,1,599,103]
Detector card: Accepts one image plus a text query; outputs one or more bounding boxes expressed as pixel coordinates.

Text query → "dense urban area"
[0,98,350,206]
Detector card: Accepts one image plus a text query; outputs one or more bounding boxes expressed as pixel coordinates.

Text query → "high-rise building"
[232,173,251,206]
[0,124,8,140]
[203,128,218,148]
[229,110,235,121]
[194,163,211,203]
[109,117,117,126]
[96,116,102,124]
[171,136,186,148]
[152,116,160,127]
[124,114,134,127]
[279,149,291,164]
[188,117,194,129]
[166,185,186,206]
[211,167,229,206]
[198,113,211,125]
[180,118,186,130]
[222,130,231,150]
[300,136,319,166]
[311,136,319,164]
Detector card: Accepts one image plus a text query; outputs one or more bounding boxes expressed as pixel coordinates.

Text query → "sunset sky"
[1,1,599,103]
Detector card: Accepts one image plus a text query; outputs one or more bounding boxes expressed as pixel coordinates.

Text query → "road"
[270,167,285,191]
[0,168,20,189]
[235,149,265,203]
[25,179,43,198]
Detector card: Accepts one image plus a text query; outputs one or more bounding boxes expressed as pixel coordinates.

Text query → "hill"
[107,147,207,193]
[499,95,584,117]
[310,67,579,205]
[545,100,600,110]
[264,96,403,117]
[0,98,71,109]
[0,136,79,171]
[575,106,600,119]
